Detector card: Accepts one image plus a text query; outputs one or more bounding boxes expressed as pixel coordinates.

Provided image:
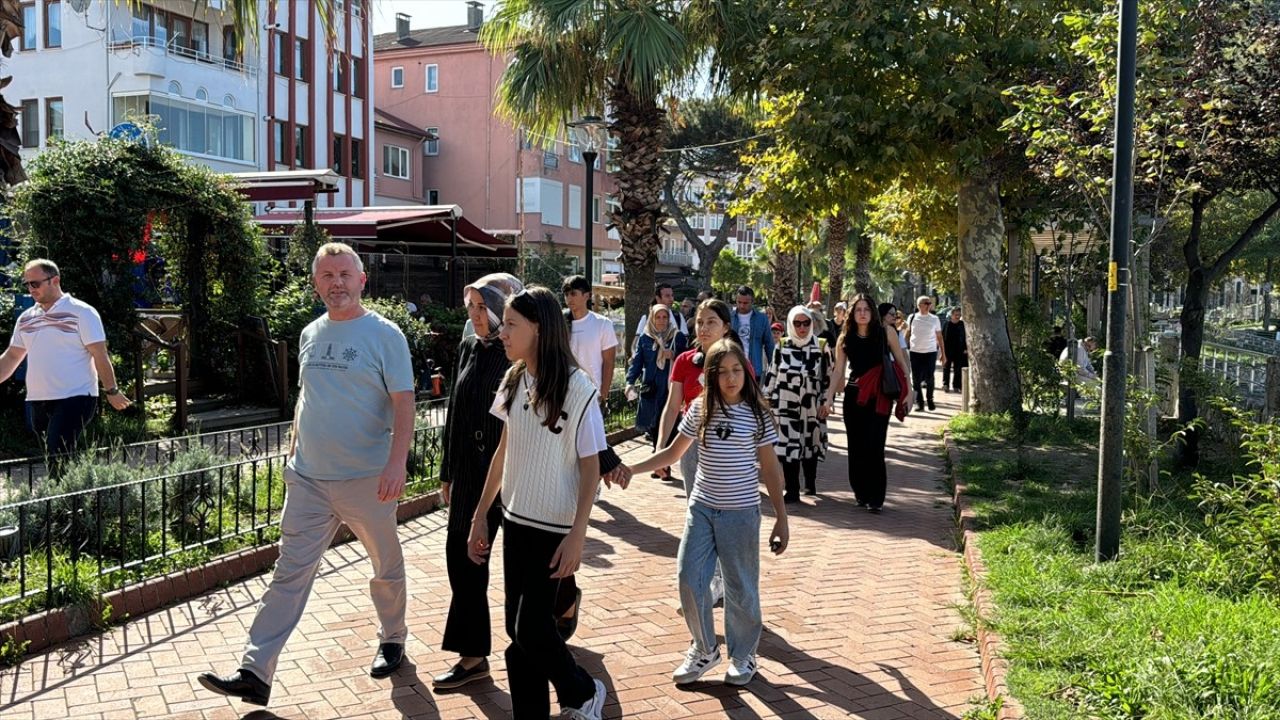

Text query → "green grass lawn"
[950,413,1280,720]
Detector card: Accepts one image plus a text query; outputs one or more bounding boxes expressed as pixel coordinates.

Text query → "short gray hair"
[24,258,60,277]
[312,242,364,275]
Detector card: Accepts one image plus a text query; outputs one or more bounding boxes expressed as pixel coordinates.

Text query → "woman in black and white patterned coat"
[764,306,835,503]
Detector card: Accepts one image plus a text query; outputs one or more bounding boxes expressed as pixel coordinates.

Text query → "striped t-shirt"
[678,398,779,509]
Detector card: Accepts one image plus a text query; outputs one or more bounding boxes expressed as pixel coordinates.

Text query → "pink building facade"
[371,14,621,281]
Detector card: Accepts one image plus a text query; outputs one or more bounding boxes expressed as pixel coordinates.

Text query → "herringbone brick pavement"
[0,390,981,719]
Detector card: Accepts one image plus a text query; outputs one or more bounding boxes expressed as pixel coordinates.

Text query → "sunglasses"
[23,276,56,289]
[792,319,812,328]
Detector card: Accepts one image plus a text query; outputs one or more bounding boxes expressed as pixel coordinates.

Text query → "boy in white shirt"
[562,275,618,394]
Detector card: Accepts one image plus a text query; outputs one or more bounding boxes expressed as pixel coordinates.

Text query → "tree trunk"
[610,81,667,354]
[957,170,1022,414]
[826,211,848,312]
[770,249,797,324]
[1006,228,1024,346]
[854,218,873,296]
[1129,238,1151,373]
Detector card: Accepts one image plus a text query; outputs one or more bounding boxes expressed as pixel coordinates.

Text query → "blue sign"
[109,122,143,142]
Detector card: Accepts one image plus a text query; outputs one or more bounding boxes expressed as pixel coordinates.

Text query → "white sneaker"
[561,678,606,720]
[725,655,757,686]
[710,574,725,608]
[672,644,721,684]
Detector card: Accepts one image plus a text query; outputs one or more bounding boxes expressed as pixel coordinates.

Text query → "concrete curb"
[945,431,1026,720]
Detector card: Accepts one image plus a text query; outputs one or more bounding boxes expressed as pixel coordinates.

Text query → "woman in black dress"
[831,294,913,511]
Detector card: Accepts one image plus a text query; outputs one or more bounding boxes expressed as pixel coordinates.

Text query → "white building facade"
[7,0,373,205]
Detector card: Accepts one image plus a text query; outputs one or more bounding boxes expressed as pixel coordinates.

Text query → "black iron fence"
[0,392,633,622]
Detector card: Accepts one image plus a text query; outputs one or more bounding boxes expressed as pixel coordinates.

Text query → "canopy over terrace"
[230,169,342,203]
[255,205,517,305]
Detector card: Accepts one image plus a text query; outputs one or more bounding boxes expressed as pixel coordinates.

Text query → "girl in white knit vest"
[466,286,608,720]
[627,338,790,687]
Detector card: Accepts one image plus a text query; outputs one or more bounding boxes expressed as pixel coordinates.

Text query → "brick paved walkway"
[1,391,981,719]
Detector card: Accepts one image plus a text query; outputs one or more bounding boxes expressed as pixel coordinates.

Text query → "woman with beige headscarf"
[626,303,687,478]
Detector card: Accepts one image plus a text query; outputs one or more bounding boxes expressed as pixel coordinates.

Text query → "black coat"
[440,337,510,533]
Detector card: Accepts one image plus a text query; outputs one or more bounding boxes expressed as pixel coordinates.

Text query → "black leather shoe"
[556,588,583,642]
[927,399,936,411]
[197,668,270,706]
[804,487,817,496]
[370,642,405,678]
[432,658,491,690]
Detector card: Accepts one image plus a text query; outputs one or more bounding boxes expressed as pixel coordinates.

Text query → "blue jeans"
[678,501,761,661]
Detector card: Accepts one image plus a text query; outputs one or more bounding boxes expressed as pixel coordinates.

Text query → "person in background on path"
[657,299,745,609]
[878,303,902,357]
[1045,325,1068,361]
[833,294,913,512]
[904,296,946,411]
[627,304,687,480]
[941,307,968,393]
[832,302,848,331]
[433,273,523,691]
[626,338,789,687]
[635,282,690,339]
[770,322,784,349]
[807,300,838,348]
[893,309,909,351]
[681,297,696,328]
[563,275,618,394]
[0,259,132,459]
[732,286,776,376]
[467,286,611,720]
[765,306,834,502]
[198,243,413,706]
[1061,336,1099,382]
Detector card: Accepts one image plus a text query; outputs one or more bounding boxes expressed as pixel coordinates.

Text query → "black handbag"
[880,351,901,399]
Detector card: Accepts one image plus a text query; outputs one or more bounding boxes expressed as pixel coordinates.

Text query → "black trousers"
[941,358,966,390]
[782,457,818,497]
[503,520,594,718]
[25,395,97,459]
[441,502,503,658]
[843,388,891,508]
[909,351,938,404]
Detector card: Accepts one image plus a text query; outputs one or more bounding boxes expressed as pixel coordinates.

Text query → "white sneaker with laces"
[672,645,721,684]
[725,655,757,686]
[561,678,606,720]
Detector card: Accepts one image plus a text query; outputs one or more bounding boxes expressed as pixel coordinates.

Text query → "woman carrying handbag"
[831,294,913,511]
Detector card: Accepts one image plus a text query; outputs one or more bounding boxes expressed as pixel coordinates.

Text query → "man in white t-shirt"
[563,275,619,394]
[1060,336,1099,382]
[634,283,689,341]
[0,259,132,458]
[904,295,947,412]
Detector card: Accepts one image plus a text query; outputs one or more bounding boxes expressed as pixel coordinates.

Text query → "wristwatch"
[104,387,121,396]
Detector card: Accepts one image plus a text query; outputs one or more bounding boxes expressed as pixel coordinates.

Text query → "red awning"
[255,206,516,257]
[231,169,341,203]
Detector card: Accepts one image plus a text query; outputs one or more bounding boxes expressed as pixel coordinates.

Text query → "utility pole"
[1097,0,1139,562]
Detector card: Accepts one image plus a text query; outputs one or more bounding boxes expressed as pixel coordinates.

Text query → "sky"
[369,0,479,34]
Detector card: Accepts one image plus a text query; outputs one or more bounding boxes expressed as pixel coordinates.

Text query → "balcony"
[659,251,693,268]
[108,36,258,77]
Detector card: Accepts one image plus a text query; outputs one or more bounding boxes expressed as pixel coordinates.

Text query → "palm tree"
[481,0,758,350]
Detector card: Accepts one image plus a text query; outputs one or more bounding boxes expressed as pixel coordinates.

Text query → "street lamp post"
[568,115,609,288]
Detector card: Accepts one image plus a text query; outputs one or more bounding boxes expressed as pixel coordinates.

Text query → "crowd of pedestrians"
[4,244,962,718]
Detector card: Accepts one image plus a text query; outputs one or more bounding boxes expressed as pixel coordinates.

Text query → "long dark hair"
[837,292,888,356]
[697,338,772,447]
[693,298,742,351]
[498,286,579,429]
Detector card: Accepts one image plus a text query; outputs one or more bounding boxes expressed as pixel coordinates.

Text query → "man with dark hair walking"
[635,282,689,338]
[0,259,132,458]
[731,286,775,374]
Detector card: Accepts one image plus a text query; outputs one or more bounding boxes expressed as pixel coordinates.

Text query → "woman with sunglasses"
[764,306,835,502]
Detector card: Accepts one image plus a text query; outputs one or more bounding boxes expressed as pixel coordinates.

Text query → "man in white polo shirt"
[0,259,131,457]
[904,295,947,412]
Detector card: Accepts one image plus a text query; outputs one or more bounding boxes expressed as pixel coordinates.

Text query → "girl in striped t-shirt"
[627,339,789,687]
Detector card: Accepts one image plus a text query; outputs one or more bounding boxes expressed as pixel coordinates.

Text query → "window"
[332,134,346,173]
[131,4,151,42]
[425,127,439,156]
[543,151,558,169]
[45,98,63,142]
[427,189,440,205]
[273,121,286,164]
[567,185,582,230]
[351,138,363,179]
[167,80,182,96]
[222,27,241,64]
[195,87,207,101]
[425,64,438,92]
[113,94,254,162]
[382,145,409,179]
[44,1,61,48]
[294,37,308,80]
[20,3,35,50]
[351,56,364,98]
[191,21,208,56]
[19,100,38,148]
[169,14,189,51]
[333,54,348,93]
[568,143,582,163]
[294,124,308,167]
[222,94,236,108]
[391,66,404,88]
[592,196,601,224]
[273,32,289,75]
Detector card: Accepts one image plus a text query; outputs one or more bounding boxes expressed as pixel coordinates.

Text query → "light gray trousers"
[241,467,407,683]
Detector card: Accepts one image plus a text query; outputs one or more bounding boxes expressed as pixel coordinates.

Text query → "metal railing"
[0,394,633,621]
[1202,342,1271,408]
[107,36,258,75]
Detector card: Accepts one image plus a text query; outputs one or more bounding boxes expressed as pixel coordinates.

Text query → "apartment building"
[370,5,622,282]
[6,0,374,205]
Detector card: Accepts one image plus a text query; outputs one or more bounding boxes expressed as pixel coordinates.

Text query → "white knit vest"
[500,368,598,534]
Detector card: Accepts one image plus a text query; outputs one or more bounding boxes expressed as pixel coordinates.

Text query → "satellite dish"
[109,122,143,142]
[69,0,90,12]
